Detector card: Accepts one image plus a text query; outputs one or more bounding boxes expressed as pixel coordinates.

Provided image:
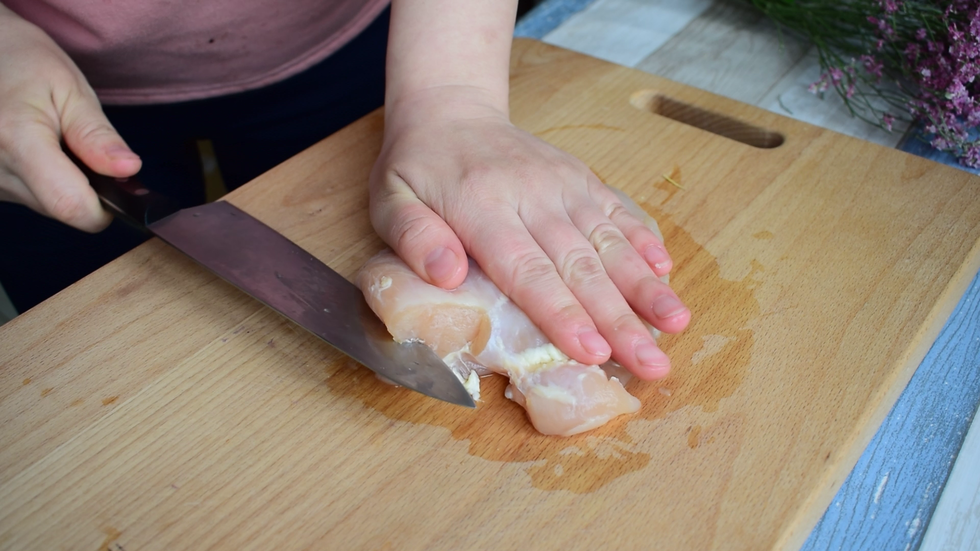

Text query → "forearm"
[384,0,518,123]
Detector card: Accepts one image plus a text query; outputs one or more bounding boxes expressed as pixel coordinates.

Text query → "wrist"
[384,84,510,137]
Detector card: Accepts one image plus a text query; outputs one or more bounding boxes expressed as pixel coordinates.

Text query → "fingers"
[592,179,674,277]
[521,208,672,380]
[506,177,689,379]
[571,193,691,331]
[0,110,110,232]
[0,66,139,232]
[613,203,673,278]
[464,210,614,367]
[369,170,469,289]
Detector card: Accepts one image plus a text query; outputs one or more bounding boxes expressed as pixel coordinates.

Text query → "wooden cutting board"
[2,39,979,551]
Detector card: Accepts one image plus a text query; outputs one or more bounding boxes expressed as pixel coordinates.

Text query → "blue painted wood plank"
[515,0,596,39]
[801,268,980,551]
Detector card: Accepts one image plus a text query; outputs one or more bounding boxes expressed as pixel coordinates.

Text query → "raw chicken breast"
[358,251,640,435]
[356,188,667,436]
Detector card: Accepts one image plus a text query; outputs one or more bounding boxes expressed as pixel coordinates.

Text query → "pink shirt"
[6,0,389,105]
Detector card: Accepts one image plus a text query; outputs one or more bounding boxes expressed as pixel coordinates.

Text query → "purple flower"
[876,0,901,14]
[829,66,845,84]
[861,54,885,79]
[963,144,980,167]
[931,135,952,150]
[882,113,895,130]
[803,0,980,166]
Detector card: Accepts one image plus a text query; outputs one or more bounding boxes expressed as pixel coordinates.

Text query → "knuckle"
[47,190,90,224]
[506,249,557,294]
[550,301,586,328]
[459,163,498,194]
[0,114,34,162]
[506,251,586,328]
[0,171,29,203]
[633,274,669,303]
[610,310,643,334]
[68,118,115,145]
[604,201,632,222]
[588,221,625,255]
[390,207,440,253]
[558,247,605,288]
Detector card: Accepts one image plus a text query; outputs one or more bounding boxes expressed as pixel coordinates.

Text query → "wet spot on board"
[332,205,758,494]
[40,387,53,397]
[100,526,122,551]
[688,425,703,449]
[102,396,119,406]
[70,398,85,407]
[691,335,733,366]
[22,378,31,385]
[745,260,766,289]
[753,230,774,240]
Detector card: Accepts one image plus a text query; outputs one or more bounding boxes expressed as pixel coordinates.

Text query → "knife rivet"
[323,308,330,313]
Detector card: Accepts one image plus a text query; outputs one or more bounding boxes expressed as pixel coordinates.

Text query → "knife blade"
[75,158,475,408]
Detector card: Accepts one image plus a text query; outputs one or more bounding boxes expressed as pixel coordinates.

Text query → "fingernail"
[105,144,139,160]
[636,341,669,367]
[652,295,686,318]
[577,329,611,357]
[424,247,459,284]
[644,244,671,271]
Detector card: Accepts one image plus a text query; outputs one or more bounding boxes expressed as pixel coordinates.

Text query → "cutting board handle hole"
[630,90,784,149]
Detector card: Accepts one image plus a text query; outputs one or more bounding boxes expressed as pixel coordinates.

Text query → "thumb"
[369,174,468,289]
[48,93,141,232]
[61,95,141,180]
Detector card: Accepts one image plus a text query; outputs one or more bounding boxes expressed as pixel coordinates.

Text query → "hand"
[369,88,691,380]
[0,5,141,232]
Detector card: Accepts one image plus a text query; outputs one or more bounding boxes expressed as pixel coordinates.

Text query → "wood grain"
[1,40,979,551]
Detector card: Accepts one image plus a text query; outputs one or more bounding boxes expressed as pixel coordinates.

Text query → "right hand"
[0,4,141,232]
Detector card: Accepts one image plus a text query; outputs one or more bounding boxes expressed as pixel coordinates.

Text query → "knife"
[73,156,475,408]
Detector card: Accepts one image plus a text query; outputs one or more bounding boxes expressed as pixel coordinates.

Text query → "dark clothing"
[0,7,389,313]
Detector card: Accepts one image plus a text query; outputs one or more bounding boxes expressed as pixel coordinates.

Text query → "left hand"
[369,87,691,380]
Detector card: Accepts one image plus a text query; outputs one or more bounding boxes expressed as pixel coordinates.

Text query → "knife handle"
[64,147,179,229]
